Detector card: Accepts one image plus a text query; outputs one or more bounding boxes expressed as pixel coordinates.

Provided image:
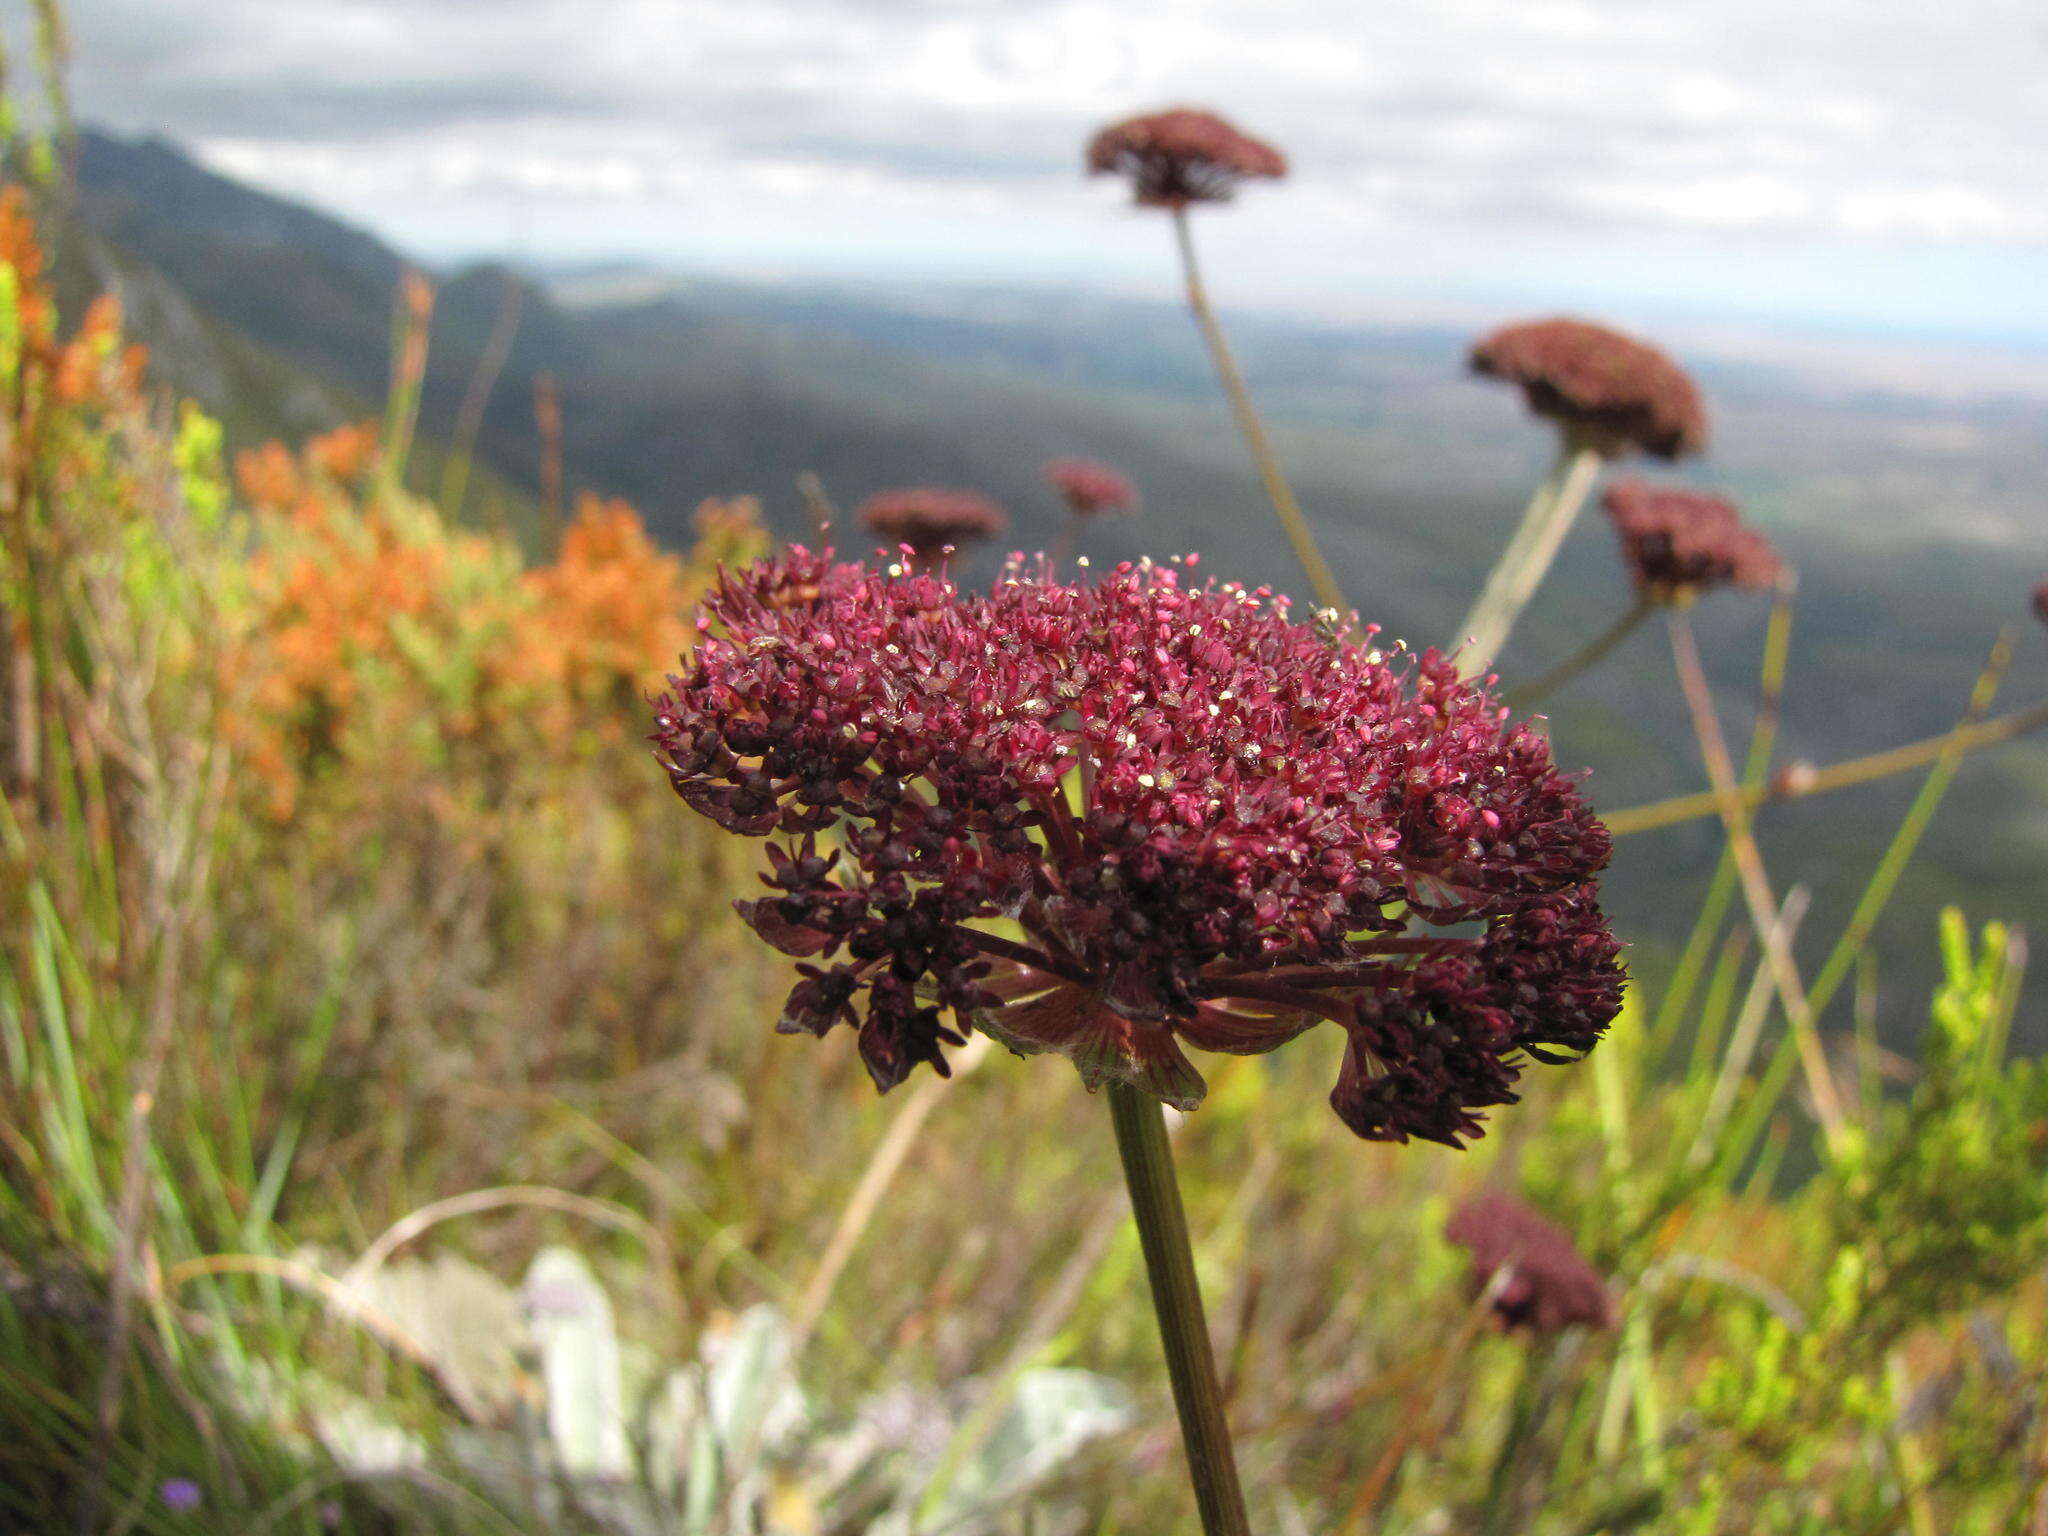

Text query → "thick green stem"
[1456,439,1604,680]
[1171,208,1348,619]
[1106,1081,1250,1536]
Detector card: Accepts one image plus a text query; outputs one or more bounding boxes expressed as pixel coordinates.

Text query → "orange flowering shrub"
[228,435,764,819]
[1,186,203,846]
[513,493,709,733]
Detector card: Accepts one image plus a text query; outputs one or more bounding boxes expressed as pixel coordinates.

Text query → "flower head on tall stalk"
[1602,479,1782,605]
[1085,107,1347,617]
[1044,457,1139,569]
[651,549,1623,1147]
[855,487,1007,565]
[1086,108,1287,209]
[1045,457,1139,519]
[1446,1192,1614,1333]
[1454,318,1709,678]
[1471,318,1707,463]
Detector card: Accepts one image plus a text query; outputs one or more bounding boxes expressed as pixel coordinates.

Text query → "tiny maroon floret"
[1471,318,1707,461]
[2032,581,2048,628]
[651,551,1623,1146]
[1446,1192,1615,1332]
[1602,479,1782,602]
[1087,108,1288,209]
[856,488,1007,561]
[1044,458,1140,518]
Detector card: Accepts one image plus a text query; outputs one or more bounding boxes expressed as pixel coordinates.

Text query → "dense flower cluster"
[232,464,759,818]
[1446,1193,1615,1332]
[856,487,1008,560]
[651,551,1623,1145]
[1601,479,1782,602]
[1086,108,1287,209]
[1044,457,1140,518]
[1471,318,1707,461]
[2032,581,2048,628]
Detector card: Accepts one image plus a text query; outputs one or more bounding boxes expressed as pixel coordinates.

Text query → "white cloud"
[50,0,2048,338]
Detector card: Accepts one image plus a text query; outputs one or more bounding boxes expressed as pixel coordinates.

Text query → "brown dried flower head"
[1471,318,1708,461]
[1446,1192,1614,1333]
[1601,479,1782,602]
[1044,458,1140,518]
[857,487,1008,560]
[1087,108,1288,209]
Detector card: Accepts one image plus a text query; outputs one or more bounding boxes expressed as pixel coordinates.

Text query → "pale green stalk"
[1170,208,1347,618]
[1455,437,1604,680]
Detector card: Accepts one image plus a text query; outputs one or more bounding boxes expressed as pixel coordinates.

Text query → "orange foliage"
[308,421,377,486]
[512,492,695,712]
[228,443,763,820]
[235,440,306,513]
[0,187,152,422]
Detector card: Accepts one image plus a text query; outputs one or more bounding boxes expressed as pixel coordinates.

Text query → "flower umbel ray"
[651,550,1623,1147]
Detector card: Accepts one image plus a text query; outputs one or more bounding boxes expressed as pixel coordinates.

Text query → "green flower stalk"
[1458,318,1709,679]
[649,548,1624,1532]
[1089,108,1349,617]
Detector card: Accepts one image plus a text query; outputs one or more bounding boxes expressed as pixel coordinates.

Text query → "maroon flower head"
[857,487,1008,561]
[1044,458,1140,518]
[652,551,1622,1146]
[1446,1192,1614,1333]
[1602,479,1782,602]
[1471,318,1707,461]
[2032,581,2048,628]
[1087,108,1287,209]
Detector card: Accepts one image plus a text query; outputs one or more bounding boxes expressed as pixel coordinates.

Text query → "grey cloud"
[52,0,2048,258]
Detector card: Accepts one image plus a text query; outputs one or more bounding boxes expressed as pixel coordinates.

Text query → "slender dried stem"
[377,271,435,501]
[1171,207,1347,617]
[1667,610,1850,1154]
[1512,596,1654,709]
[439,266,524,521]
[789,1034,994,1353]
[1107,1081,1250,1536]
[1606,692,2048,837]
[533,371,564,549]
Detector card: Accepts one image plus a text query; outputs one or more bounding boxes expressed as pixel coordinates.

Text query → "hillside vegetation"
[8,128,2048,1536]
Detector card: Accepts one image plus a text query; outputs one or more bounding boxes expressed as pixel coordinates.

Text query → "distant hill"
[59,127,2048,1049]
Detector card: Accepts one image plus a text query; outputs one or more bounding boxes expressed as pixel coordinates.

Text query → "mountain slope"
[59,127,2048,1047]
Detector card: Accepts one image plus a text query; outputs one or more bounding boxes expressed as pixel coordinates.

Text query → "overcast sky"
[54,0,2048,348]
